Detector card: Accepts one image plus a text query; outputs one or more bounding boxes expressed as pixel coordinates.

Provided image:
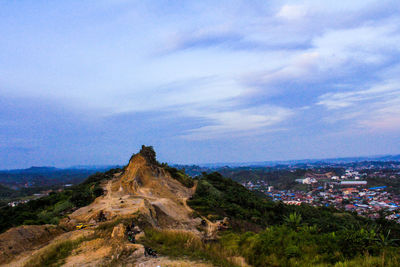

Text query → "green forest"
[187,172,400,266]
[0,168,122,233]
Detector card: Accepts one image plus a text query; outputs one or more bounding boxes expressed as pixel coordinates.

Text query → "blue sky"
[1,0,400,168]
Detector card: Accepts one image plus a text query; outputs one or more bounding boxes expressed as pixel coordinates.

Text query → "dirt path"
[135,257,213,267]
[106,179,113,212]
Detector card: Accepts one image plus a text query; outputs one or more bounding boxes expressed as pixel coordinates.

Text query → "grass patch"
[94,217,133,238]
[333,249,400,267]
[95,218,126,232]
[142,228,240,267]
[23,236,92,267]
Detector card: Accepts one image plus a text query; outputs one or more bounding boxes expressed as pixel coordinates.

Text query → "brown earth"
[0,224,64,265]
[62,237,113,267]
[66,153,201,232]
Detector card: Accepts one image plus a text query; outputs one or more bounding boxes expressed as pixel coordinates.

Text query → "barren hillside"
[0,146,229,267]
[67,149,198,229]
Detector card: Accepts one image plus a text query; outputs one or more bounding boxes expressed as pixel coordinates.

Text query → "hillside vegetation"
[188,172,400,266]
[0,168,122,233]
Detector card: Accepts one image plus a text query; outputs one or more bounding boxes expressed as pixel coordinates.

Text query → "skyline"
[1,1,400,168]
[1,150,400,170]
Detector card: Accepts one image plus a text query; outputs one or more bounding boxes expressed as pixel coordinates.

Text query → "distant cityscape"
[242,163,400,223]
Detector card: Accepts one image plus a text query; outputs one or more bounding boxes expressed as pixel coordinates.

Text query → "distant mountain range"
[198,154,400,168]
[1,154,399,173]
[0,165,121,173]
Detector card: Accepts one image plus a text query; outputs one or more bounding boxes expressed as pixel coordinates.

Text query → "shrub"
[0,167,121,233]
[143,228,239,267]
[163,165,194,188]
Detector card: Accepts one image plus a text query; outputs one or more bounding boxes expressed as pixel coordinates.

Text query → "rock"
[135,232,145,241]
[111,223,125,239]
[126,243,144,256]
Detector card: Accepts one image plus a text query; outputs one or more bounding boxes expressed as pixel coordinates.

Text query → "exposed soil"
[0,224,64,265]
[67,154,201,232]
[1,229,93,267]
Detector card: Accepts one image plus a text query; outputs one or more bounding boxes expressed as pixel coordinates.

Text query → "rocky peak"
[129,145,159,166]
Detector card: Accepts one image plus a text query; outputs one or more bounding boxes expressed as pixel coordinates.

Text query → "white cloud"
[182,105,293,140]
[318,80,400,110]
[1,0,400,143]
[276,4,307,20]
[318,79,400,131]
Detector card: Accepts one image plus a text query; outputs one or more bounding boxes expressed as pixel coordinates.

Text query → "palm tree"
[283,212,302,230]
[375,229,399,266]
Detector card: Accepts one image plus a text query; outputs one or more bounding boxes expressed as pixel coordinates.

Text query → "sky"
[1,0,400,168]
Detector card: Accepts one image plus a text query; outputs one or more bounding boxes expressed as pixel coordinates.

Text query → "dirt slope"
[0,225,64,265]
[67,153,199,231]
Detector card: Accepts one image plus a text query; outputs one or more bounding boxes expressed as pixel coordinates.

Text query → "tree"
[283,212,302,230]
[139,145,158,165]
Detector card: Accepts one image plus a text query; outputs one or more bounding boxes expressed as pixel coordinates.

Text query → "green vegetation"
[142,228,239,267]
[138,145,195,188]
[0,184,65,206]
[94,217,135,238]
[0,168,122,233]
[0,184,17,198]
[136,145,160,166]
[162,164,194,188]
[187,172,400,266]
[188,172,280,228]
[218,225,400,266]
[218,167,309,190]
[367,175,400,194]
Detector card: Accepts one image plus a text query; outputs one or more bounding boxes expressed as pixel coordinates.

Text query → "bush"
[163,165,194,188]
[0,167,121,233]
[143,228,239,267]
[187,172,400,266]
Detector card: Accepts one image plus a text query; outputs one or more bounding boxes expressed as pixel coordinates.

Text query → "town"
[242,166,400,223]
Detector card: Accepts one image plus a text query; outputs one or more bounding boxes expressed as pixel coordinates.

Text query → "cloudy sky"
[1,0,400,168]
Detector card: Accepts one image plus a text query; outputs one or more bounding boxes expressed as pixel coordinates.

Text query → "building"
[296,177,317,184]
[340,181,367,186]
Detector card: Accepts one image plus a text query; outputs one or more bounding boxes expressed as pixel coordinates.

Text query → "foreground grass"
[23,236,92,267]
[333,250,400,267]
[142,228,240,267]
[217,229,400,267]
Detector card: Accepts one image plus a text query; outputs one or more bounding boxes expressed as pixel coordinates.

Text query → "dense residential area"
[240,161,400,223]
